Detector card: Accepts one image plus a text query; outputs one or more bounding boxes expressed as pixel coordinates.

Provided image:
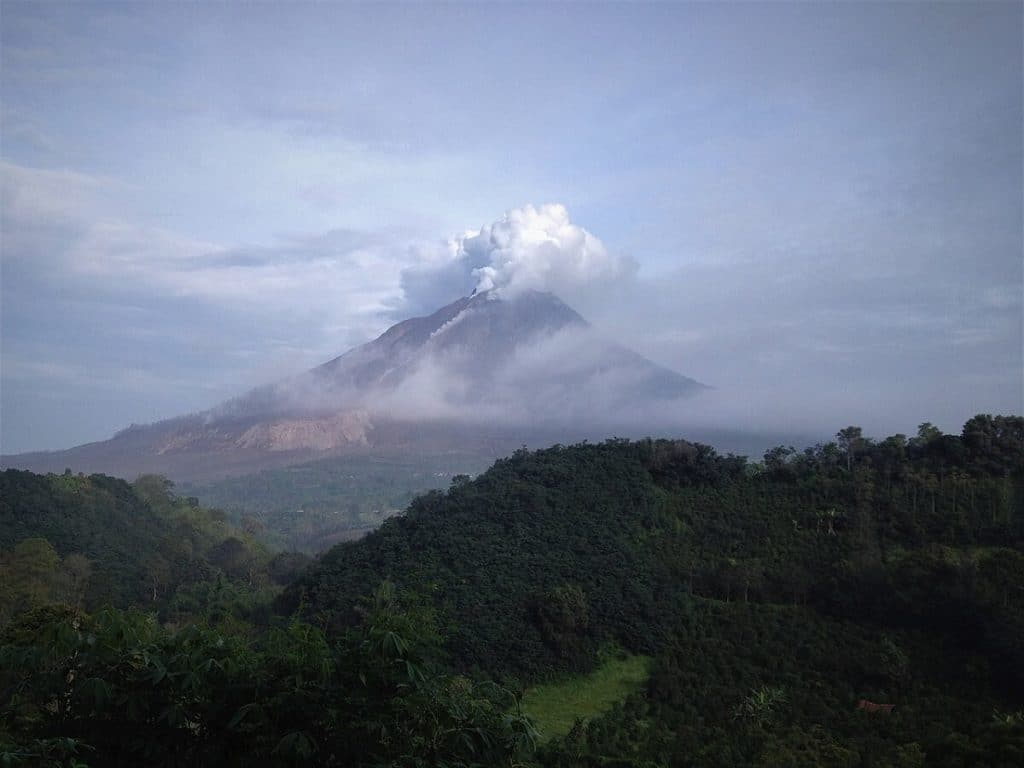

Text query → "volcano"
[2,290,707,481]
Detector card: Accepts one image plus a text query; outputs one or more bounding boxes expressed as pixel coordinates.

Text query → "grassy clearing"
[522,654,652,740]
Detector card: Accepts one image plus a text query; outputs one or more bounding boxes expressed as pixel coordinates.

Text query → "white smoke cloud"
[399,204,636,313]
[461,203,633,295]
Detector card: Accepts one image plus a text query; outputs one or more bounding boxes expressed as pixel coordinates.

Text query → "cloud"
[462,203,635,295]
[398,204,637,314]
[1,161,412,332]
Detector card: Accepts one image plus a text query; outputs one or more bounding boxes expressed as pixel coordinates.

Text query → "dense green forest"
[0,470,534,766]
[283,415,1024,765]
[2,415,1022,766]
[0,471,310,629]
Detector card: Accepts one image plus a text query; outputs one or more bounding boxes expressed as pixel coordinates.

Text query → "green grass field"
[521,654,652,740]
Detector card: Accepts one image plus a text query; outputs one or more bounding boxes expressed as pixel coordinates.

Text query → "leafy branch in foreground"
[0,586,539,767]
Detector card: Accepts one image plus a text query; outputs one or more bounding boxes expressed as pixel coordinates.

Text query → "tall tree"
[837,426,864,472]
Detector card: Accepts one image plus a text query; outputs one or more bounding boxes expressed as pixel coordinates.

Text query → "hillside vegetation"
[0,471,307,628]
[286,417,1023,681]
[2,415,1022,766]
[0,472,533,767]
[282,415,1024,765]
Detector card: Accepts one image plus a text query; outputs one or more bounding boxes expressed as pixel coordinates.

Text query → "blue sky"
[2,1,1021,453]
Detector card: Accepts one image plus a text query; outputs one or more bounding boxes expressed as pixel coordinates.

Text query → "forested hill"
[0,470,306,624]
[2,416,1023,766]
[273,416,1024,764]
[286,415,1024,685]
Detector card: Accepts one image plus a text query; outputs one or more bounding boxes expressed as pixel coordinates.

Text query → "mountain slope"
[214,289,703,421]
[2,290,707,482]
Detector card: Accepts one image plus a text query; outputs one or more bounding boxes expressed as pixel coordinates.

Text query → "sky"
[1,1,1021,454]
